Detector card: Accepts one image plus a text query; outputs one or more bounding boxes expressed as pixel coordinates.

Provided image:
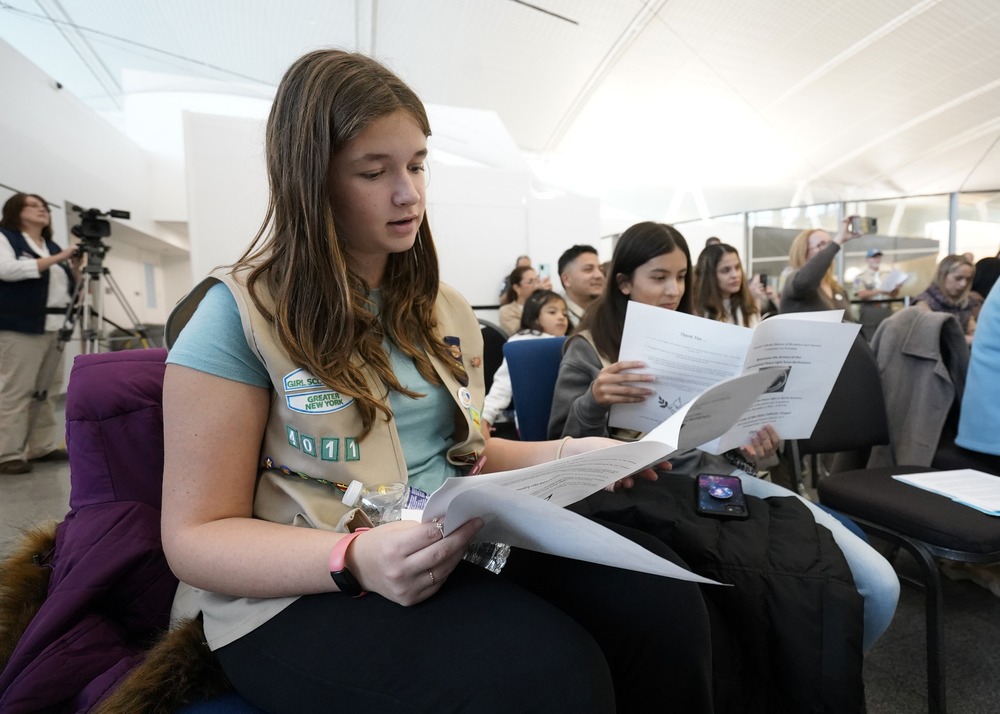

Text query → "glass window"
[955,191,1000,300]
[955,191,1000,262]
[673,213,745,260]
[668,190,1000,317]
[747,202,840,298]
[846,195,948,305]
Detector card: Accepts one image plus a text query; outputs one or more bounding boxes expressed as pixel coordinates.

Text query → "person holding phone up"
[779,215,864,317]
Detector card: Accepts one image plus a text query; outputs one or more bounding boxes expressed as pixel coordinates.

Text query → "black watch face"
[331,568,364,597]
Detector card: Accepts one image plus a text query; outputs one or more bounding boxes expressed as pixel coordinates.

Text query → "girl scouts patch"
[283,368,354,414]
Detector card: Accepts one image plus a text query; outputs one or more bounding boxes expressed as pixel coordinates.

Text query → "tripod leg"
[26,276,86,436]
[99,268,155,348]
[87,271,102,353]
[32,273,87,403]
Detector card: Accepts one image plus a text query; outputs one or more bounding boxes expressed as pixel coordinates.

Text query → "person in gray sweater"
[548,222,776,472]
[548,220,899,659]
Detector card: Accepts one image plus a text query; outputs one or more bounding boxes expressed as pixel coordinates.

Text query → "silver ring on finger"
[428,570,436,585]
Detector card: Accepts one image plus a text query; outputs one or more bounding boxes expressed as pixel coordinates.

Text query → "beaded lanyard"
[261,456,351,495]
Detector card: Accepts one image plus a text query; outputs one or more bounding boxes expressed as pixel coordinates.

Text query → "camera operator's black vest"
[0,227,75,334]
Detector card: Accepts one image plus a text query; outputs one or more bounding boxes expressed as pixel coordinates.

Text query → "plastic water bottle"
[341,479,510,574]
[341,480,429,524]
[462,541,511,574]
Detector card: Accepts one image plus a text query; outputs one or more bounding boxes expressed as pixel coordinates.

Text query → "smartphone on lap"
[695,473,749,520]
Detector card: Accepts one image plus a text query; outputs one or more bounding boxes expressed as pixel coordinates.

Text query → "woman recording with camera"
[0,192,80,474]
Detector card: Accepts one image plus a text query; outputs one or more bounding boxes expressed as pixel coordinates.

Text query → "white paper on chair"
[893,470,1000,516]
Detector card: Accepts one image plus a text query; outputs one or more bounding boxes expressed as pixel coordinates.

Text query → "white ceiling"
[2,0,1000,222]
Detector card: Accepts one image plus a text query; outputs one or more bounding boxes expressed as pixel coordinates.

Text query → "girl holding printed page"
[549,221,900,710]
[161,50,714,713]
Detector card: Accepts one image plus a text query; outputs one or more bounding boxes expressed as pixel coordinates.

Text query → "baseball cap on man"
[866,249,883,258]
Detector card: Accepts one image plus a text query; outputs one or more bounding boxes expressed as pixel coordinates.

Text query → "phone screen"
[538,263,551,280]
[695,474,748,519]
[850,216,878,234]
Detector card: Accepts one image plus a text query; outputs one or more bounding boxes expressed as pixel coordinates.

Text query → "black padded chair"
[790,337,1000,714]
[478,319,508,396]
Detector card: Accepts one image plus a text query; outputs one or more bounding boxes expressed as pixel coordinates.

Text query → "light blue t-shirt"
[956,286,1000,456]
[167,282,460,492]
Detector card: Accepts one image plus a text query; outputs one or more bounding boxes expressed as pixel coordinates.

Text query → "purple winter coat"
[0,349,179,713]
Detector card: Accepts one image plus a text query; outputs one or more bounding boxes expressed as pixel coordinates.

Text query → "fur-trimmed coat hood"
[0,349,234,713]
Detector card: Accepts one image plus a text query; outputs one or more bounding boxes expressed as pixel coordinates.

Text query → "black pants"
[216,522,712,714]
[570,478,866,713]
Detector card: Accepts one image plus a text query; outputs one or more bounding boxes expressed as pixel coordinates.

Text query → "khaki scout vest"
[165,267,487,647]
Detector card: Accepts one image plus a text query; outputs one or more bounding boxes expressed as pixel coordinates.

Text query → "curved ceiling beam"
[37,0,122,109]
[542,0,667,153]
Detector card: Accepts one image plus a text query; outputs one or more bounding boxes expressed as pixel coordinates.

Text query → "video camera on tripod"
[57,204,150,353]
[33,202,150,409]
[70,206,130,267]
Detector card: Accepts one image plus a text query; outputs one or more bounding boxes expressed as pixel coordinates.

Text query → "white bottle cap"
[342,479,364,507]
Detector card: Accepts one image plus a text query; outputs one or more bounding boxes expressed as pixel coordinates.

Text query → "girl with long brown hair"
[161,50,712,712]
[693,243,761,327]
[548,221,899,682]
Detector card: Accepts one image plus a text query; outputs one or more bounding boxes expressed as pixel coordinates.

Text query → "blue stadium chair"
[504,336,567,441]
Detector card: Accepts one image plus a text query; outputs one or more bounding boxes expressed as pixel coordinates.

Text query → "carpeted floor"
[863,546,1000,714]
[3,423,999,712]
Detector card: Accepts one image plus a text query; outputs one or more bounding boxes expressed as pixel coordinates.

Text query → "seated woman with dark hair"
[969,255,1000,319]
[548,222,898,694]
[497,265,538,335]
[693,242,762,328]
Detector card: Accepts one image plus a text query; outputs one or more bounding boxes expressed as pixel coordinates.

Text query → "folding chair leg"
[913,547,947,714]
[863,527,947,714]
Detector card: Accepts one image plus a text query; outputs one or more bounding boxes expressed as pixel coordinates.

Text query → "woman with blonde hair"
[779,217,862,316]
[693,243,761,327]
[915,253,977,343]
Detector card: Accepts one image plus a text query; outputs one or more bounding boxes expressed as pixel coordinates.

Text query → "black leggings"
[215,522,712,714]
